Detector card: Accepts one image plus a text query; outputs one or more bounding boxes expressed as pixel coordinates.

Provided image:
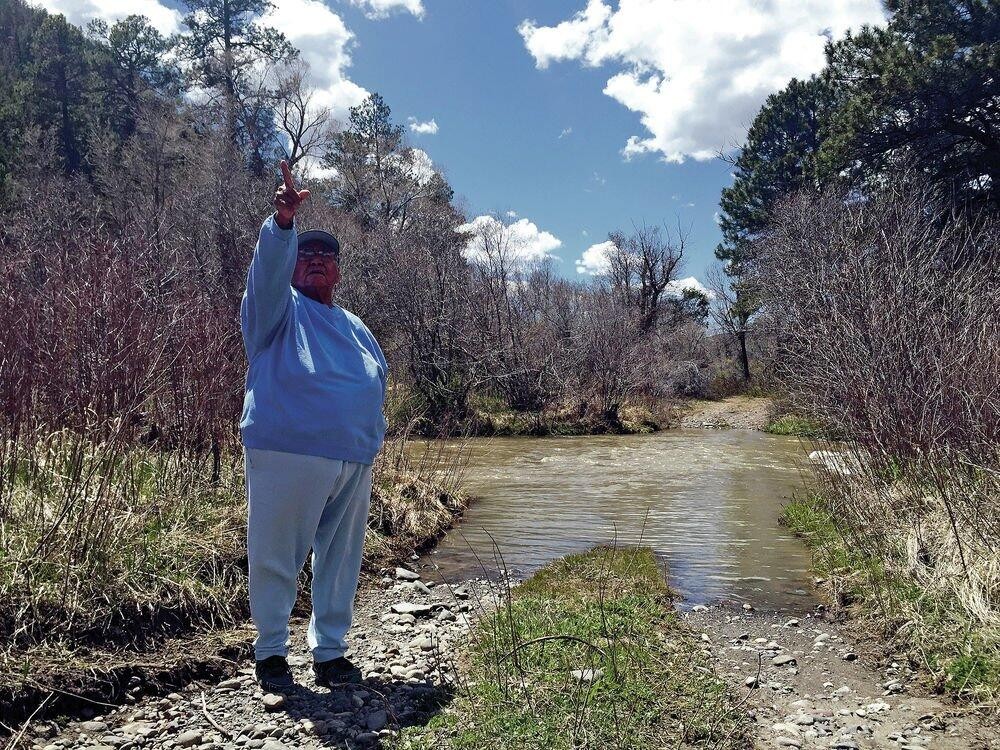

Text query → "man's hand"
[273,160,311,230]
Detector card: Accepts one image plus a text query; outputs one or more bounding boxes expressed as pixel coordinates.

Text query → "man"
[240,160,388,691]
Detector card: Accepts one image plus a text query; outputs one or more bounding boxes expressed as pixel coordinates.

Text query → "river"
[414,429,817,611]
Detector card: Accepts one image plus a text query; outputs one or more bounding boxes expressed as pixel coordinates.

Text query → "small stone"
[366,710,388,731]
[395,567,420,581]
[744,675,759,688]
[842,652,858,661]
[570,668,603,682]
[776,738,801,748]
[692,604,708,612]
[174,731,202,748]
[82,722,110,733]
[742,603,753,611]
[262,694,286,712]
[772,654,797,667]
[784,619,800,628]
[391,602,432,616]
[217,678,242,690]
[771,723,800,735]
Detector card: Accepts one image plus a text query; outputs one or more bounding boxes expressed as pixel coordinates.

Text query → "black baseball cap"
[297,229,340,261]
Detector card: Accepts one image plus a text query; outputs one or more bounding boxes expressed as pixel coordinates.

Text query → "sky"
[35,0,887,287]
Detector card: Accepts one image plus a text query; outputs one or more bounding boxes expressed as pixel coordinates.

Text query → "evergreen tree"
[820,0,1000,208]
[178,0,296,164]
[26,15,93,174]
[324,93,452,231]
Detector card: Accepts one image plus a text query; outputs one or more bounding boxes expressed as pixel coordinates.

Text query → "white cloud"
[408,117,439,135]
[575,243,714,299]
[575,240,616,274]
[32,0,182,34]
[263,0,368,125]
[505,210,518,218]
[457,215,562,263]
[668,276,715,299]
[559,127,573,139]
[349,0,424,19]
[519,0,885,163]
[406,147,436,185]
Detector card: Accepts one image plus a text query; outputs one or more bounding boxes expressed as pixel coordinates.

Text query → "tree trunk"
[738,329,751,382]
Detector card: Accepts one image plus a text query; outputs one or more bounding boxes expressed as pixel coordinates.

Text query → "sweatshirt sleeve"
[241,215,298,360]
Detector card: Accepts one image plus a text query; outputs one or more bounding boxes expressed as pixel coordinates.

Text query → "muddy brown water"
[414,429,817,611]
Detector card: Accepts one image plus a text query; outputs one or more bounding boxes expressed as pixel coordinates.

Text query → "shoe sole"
[256,676,295,692]
[313,669,363,687]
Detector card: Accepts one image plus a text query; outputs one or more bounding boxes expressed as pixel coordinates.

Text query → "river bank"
[0,440,469,735]
[15,548,752,750]
[685,603,997,749]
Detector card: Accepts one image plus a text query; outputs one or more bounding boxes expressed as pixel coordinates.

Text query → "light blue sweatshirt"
[239,215,388,465]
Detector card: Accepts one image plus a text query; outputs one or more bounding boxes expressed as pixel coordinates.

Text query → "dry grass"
[762,178,1000,710]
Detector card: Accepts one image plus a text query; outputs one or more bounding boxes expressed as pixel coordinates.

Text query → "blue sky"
[337,1,735,282]
[39,0,887,286]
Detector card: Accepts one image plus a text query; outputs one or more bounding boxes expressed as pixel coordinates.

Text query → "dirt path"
[17,571,495,750]
[684,604,997,750]
[677,396,777,431]
[15,562,997,749]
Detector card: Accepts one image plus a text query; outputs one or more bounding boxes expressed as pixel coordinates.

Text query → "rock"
[784,619,800,628]
[744,675,759,688]
[391,602,432,616]
[570,668,603,682]
[830,740,860,750]
[262,693,286,712]
[776,738,802,748]
[452,587,470,600]
[81,721,110,733]
[413,581,432,595]
[772,654,797,667]
[742,603,753,611]
[218,678,242,690]
[390,665,409,679]
[842,652,858,662]
[692,604,708,612]
[366,710,388,731]
[261,742,289,750]
[174,731,202,748]
[791,714,814,726]
[395,567,420,581]
[771,722,800,735]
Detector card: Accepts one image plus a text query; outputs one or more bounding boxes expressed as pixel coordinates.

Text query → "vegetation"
[394,546,749,750]
[712,0,1000,383]
[782,493,1000,706]
[718,0,1000,711]
[763,415,827,438]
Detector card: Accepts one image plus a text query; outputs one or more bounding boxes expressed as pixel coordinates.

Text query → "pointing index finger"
[280,160,296,191]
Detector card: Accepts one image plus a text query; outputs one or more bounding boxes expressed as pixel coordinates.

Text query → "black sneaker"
[255,655,295,691]
[313,656,363,687]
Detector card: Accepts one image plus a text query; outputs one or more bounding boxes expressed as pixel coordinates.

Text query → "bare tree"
[272,60,337,169]
[605,224,685,333]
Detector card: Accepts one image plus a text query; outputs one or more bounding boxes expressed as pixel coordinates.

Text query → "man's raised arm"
[240,160,311,358]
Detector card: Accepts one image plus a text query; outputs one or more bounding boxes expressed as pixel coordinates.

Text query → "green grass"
[764,414,827,437]
[781,493,1000,708]
[393,546,749,750]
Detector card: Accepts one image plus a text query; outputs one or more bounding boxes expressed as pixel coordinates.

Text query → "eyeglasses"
[297,246,337,259]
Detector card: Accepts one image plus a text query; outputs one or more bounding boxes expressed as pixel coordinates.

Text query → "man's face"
[292,240,340,291]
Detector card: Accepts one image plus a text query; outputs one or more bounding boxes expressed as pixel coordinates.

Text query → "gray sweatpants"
[244,447,372,662]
